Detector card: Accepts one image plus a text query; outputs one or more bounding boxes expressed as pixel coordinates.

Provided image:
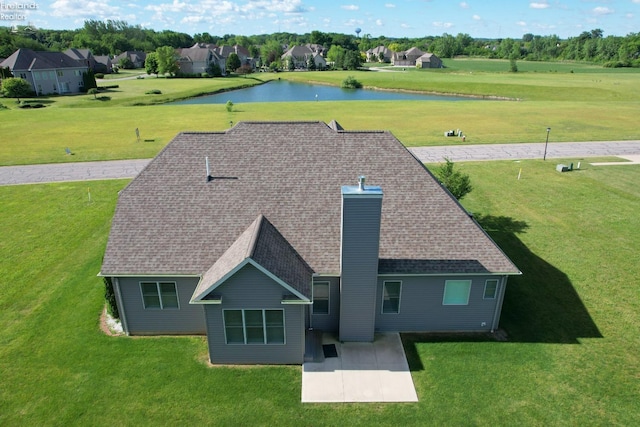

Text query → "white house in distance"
[0,48,89,95]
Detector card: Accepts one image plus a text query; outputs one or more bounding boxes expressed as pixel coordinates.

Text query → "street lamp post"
[543,127,551,160]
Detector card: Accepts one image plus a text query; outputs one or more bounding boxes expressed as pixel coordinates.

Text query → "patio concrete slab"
[301,332,418,403]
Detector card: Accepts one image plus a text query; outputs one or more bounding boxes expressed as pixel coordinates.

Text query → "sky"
[3,0,639,39]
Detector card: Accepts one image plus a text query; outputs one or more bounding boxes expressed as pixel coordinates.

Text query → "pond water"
[167,80,478,105]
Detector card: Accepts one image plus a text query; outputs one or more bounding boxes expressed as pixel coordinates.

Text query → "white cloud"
[433,21,454,29]
[385,3,396,8]
[529,2,550,9]
[376,19,384,26]
[593,6,614,15]
[517,21,527,27]
[460,2,469,9]
[626,13,634,19]
[341,5,359,11]
[472,14,481,20]
[50,0,121,18]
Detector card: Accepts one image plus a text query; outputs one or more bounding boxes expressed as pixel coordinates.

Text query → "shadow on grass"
[402,214,602,371]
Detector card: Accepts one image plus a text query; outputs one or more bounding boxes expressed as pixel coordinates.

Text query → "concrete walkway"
[410,140,640,163]
[301,333,418,403]
[0,159,151,186]
[1,141,638,186]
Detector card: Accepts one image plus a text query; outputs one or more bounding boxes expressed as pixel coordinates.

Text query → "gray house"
[0,48,89,95]
[100,121,520,365]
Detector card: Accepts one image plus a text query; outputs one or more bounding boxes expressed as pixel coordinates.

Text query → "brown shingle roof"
[101,121,519,277]
[192,214,313,301]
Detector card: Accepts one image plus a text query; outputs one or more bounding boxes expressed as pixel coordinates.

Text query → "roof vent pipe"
[205,156,212,182]
[358,175,365,191]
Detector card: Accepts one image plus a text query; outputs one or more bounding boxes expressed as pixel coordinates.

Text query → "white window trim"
[222,309,286,345]
[483,279,499,300]
[139,281,179,310]
[443,280,472,306]
[312,281,330,315]
[381,280,402,314]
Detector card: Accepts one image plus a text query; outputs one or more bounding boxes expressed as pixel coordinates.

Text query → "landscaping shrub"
[145,89,162,94]
[104,277,120,319]
[98,85,119,89]
[17,103,45,108]
[94,73,105,79]
[341,75,362,89]
[226,100,234,112]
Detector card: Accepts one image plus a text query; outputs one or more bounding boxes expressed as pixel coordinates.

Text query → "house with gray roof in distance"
[100,121,520,365]
[113,51,146,69]
[0,48,89,95]
[216,44,255,70]
[64,48,113,74]
[392,47,426,66]
[366,45,393,63]
[416,53,443,68]
[177,44,225,76]
[281,45,327,70]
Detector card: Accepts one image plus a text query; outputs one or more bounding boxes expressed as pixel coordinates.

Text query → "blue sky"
[5,0,640,38]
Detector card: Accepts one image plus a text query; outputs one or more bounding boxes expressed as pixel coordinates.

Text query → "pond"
[167,80,479,105]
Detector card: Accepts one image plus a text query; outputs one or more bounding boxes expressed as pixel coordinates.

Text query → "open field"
[0,58,638,166]
[1,160,638,425]
[1,99,638,166]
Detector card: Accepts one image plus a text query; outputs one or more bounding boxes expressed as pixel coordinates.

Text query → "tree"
[226,52,241,74]
[156,46,179,76]
[87,88,99,99]
[145,52,159,75]
[1,77,32,101]
[435,158,473,200]
[118,57,134,69]
[343,50,362,70]
[307,55,316,70]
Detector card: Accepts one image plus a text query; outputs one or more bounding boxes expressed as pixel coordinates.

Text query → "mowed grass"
[0,58,638,166]
[1,161,638,425]
[1,99,639,165]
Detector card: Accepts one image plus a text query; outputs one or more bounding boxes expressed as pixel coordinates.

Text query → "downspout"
[112,277,130,335]
[490,276,508,333]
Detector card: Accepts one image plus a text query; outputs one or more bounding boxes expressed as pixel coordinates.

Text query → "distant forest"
[2,20,639,68]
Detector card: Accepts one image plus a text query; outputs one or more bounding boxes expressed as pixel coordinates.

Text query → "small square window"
[443,280,471,305]
[484,279,499,299]
[140,281,179,309]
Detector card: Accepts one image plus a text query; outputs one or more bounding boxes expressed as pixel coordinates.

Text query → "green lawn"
[1,160,638,425]
[0,59,638,166]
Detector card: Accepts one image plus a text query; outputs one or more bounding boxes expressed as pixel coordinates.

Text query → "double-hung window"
[312,282,330,315]
[382,281,402,314]
[443,280,472,305]
[484,279,499,299]
[140,282,179,309]
[223,309,285,344]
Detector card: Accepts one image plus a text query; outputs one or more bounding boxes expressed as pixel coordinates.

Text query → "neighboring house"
[416,53,443,69]
[281,45,326,69]
[366,45,393,63]
[64,48,113,74]
[0,48,89,95]
[216,45,255,70]
[94,55,113,74]
[177,45,225,75]
[100,121,520,365]
[113,51,146,68]
[392,47,425,66]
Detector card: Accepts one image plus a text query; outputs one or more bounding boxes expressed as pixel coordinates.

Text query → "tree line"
[2,21,639,68]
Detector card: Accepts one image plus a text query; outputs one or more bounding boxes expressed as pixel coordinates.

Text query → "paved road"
[1,141,638,186]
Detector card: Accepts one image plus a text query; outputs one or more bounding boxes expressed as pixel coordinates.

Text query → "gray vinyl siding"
[310,276,340,332]
[204,264,305,364]
[116,276,205,335]
[375,275,508,332]
[339,194,382,341]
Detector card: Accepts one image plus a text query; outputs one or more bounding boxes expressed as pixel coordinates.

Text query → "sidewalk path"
[1,141,638,186]
[0,159,151,186]
[410,140,640,163]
